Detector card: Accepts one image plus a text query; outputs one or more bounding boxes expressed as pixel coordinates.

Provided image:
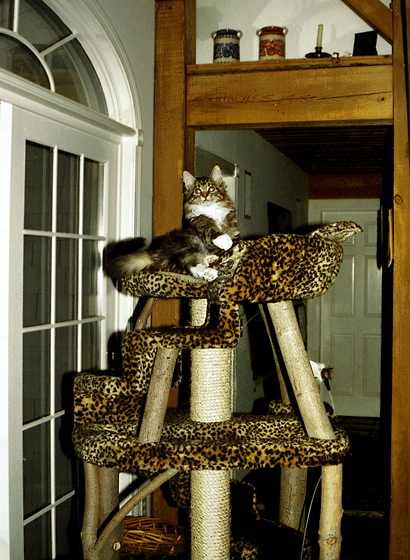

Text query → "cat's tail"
[105,237,154,279]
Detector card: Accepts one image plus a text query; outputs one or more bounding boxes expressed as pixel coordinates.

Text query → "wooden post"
[266,301,344,560]
[267,301,335,440]
[318,464,343,560]
[391,0,410,558]
[153,0,196,328]
[279,467,307,532]
[152,0,196,522]
[81,463,101,559]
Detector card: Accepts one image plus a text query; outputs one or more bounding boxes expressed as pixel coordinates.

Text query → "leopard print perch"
[73,222,360,475]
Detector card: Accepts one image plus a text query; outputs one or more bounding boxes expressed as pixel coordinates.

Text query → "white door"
[2,99,128,558]
[308,200,381,417]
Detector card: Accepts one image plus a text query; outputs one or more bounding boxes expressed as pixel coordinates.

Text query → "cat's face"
[183,165,226,204]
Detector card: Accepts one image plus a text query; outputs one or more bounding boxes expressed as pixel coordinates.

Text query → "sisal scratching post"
[190,299,231,560]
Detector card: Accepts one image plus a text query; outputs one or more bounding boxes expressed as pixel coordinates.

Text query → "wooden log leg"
[267,301,335,440]
[279,467,308,532]
[259,303,290,404]
[81,465,122,560]
[94,469,178,558]
[81,462,100,560]
[139,347,179,443]
[318,464,343,560]
[97,467,122,560]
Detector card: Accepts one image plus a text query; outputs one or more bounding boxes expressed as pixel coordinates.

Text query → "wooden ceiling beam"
[341,0,393,44]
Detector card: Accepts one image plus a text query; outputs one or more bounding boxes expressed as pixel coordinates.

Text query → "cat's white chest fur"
[186,202,230,228]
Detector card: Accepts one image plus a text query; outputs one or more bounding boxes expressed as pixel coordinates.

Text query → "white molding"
[0,69,137,140]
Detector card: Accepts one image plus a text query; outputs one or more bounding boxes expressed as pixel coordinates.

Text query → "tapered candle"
[316,24,323,48]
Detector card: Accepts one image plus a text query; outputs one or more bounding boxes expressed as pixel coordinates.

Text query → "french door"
[2,99,125,558]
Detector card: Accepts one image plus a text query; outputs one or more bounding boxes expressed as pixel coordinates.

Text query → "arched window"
[0,0,107,113]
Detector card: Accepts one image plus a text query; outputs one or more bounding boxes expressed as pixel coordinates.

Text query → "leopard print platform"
[73,222,360,477]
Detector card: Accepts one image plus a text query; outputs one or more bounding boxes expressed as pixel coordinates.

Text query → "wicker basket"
[121,516,185,557]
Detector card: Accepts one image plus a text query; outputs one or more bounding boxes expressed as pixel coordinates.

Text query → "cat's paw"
[204,254,219,266]
[190,263,219,281]
[213,233,232,251]
[202,267,219,281]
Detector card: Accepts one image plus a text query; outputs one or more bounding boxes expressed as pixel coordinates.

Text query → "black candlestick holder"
[305,46,332,58]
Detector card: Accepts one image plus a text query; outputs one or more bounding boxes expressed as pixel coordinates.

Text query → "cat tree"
[72,221,360,560]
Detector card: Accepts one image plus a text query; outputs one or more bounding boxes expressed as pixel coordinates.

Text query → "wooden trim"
[309,173,383,199]
[341,0,393,44]
[186,60,393,129]
[390,0,410,558]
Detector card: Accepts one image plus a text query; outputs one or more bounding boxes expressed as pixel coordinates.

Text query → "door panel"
[308,201,381,417]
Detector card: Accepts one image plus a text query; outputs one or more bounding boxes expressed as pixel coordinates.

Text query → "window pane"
[56,496,83,558]
[83,158,104,235]
[57,150,79,233]
[0,1,13,31]
[19,0,70,51]
[24,141,53,231]
[82,322,100,371]
[23,236,51,327]
[23,330,50,423]
[45,38,107,114]
[24,512,51,560]
[55,416,79,500]
[55,238,78,323]
[23,424,50,517]
[55,326,77,412]
[0,33,50,87]
[82,240,100,318]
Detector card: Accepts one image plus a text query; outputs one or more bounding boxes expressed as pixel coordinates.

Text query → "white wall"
[197,0,391,63]
[196,129,309,236]
[97,0,155,242]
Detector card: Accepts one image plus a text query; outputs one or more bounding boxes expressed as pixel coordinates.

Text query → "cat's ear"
[182,170,196,191]
[210,164,223,185]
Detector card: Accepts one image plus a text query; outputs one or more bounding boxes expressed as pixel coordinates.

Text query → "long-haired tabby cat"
[106,165,239,281]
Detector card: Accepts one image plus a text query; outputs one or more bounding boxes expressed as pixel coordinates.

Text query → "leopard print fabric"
[73,405,350,474]
[73,222,359,476]
[120,222,362,305]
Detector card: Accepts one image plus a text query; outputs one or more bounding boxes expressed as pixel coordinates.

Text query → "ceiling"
[257,125,393,175]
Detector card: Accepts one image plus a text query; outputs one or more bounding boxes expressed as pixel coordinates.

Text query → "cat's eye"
[208,187,215,193]
[194,188,202,195]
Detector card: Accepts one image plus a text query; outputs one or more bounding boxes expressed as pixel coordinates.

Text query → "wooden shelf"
[187,54,392,75]
[186,55,393,129]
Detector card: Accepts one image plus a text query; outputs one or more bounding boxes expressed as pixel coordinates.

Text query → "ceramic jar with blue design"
[212,29,243,63]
